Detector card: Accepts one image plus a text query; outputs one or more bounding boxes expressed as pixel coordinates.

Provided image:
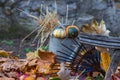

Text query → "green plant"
[40,46,49,51]
[16,54,21,57]
[24,48,31,53]
[1,40,13,45]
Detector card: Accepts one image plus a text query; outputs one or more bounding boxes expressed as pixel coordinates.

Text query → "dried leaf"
[0,72,5,77]
[57,63,71,80]
[4,71,19,78]
[81,24,93,33]
[81,19,110,36]
[24,75,36,80]
[0,78,15,80]
[28,59,38,66]
[95,47,108,53]
[0,58,8,63]
[0,50,9,57]
[1,62,11,71]
[111,74,120,80]
[38,50,55,63]
[36,77,46,80]
[26,51,39,60]
[37,60,52,74]
[0,50,55,79]
[91,19,98,28]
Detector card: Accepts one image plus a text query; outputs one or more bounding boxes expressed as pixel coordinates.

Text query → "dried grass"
[34,9,59,47]
[18,7,59,48]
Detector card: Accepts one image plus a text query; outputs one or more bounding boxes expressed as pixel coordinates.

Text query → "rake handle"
[78,32,120,48]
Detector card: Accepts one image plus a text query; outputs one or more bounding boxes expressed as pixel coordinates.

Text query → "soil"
[0,38,38,58]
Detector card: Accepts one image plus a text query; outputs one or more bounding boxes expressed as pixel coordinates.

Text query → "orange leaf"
[38,50,55,63]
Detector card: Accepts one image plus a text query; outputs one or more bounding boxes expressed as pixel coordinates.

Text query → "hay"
[18,7,59,47]
[35,9,59,47]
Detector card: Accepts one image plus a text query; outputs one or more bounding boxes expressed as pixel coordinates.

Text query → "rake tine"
[52,64,71,67]
[62,49,75,57]
[61,43,76,53]
[71,39,79,46]
[56,55,73,60]
[72,39,81,47]
[56,57,71,62]
[57,50,74,58]
[73,39,89,52]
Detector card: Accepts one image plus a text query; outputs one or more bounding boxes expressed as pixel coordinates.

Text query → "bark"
[105,49,120,79]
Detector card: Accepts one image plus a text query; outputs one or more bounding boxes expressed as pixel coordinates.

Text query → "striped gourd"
[53,28,66,38]
[100,52,110,72]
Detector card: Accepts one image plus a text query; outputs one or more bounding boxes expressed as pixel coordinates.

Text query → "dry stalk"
[18,6,59,48]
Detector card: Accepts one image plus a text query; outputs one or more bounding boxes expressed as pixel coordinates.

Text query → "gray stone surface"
[0,0,120,38]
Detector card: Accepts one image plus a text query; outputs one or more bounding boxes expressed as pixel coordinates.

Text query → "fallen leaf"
[28,58,38,66]
[26,51,39,60]
[38,50,55,63]
[57,63,71,80]
[0,78,15,80]
[0,50,9,57]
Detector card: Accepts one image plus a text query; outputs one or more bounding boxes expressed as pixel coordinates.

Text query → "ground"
[0,38,38,58]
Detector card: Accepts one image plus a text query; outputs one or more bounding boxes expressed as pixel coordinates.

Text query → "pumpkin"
[53,28,66,38]
[66,25,80,38]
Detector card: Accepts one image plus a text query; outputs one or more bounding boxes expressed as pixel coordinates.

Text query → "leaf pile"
[0,50,55,80]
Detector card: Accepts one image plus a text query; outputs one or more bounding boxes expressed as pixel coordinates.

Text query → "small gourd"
[53,28,66,39]
[66,25,80,38]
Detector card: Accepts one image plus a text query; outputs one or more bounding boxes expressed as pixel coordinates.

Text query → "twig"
[66,5,68,24]
[17,8,39,20]
[72,20,76,25]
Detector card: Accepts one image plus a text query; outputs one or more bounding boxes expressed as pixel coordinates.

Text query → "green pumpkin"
[66,26,80,38]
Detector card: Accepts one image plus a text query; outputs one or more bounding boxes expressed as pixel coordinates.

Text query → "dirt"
[0,38,38,58]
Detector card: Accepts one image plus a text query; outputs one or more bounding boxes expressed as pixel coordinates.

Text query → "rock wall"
[0,0,120,38]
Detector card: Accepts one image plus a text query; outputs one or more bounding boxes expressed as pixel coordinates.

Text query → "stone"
[0,0,120,38]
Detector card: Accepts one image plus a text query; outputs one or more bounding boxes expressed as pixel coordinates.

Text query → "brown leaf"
[1,62,11,71]
[28,59,38,66]
[81,24,93,33]
[0,72,5,77]
[111,74,120,80]
[4,71,19,78]
[36,77,45,80]
[38,50,55,63]
[0,58,8,63]
[95,47,108,53]
[0,78,15,80]
[37,60,52,74]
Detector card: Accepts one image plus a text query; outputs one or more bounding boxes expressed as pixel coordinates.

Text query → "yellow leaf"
[0,50,9,57]
[91,19,98,28]
[100,52,110,72]
[25,75,35,80]
[100,19,105,27]
[81,24,93,33]
[26,51,39,60]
